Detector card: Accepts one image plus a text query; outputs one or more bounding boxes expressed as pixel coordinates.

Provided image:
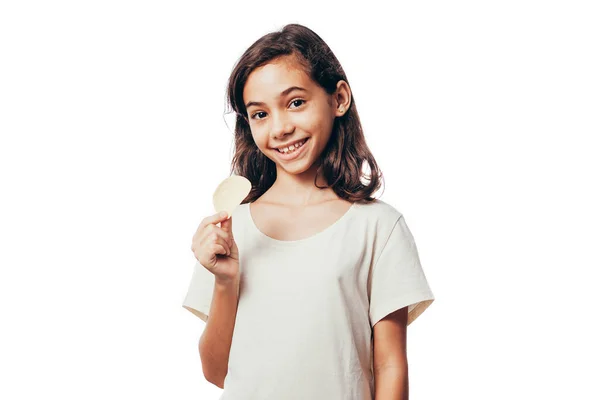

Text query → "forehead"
[243,57,314,103]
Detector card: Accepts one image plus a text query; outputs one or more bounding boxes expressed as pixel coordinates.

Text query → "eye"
[250,111,267,120]
[249,99,305,121]
[290,99,305,108]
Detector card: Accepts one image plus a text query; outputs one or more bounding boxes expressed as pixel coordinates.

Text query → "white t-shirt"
[182,198,435,400]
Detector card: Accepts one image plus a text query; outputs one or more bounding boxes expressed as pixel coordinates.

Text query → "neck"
[269,160,333,206]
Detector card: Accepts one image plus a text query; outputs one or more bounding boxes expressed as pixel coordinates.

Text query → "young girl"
[183,23,435,400]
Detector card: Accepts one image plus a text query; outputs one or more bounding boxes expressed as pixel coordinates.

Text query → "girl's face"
[243,55,346,176]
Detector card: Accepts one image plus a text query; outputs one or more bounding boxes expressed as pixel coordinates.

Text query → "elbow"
[213,378,225,390]
[199,343,226,389]
[203,368,225,389]
[198,335,227,389]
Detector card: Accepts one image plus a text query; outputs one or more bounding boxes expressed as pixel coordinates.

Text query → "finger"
[199,211,230,231]
[200,225,233,246]
[215,240,231,257]
[205,232,231,256]
[220,214,233,235]
[218,236,231,256]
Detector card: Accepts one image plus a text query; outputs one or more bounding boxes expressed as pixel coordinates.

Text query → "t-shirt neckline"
[245,201,357,247]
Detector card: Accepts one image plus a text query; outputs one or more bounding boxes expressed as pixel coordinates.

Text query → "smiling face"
[242,55,338,176]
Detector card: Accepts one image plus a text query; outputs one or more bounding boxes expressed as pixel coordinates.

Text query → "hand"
[191,211,239,283]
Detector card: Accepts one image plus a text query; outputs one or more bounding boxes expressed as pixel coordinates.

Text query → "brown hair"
[225,23,384,204]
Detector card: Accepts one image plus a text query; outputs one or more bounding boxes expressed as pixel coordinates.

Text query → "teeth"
[278,139,306,154]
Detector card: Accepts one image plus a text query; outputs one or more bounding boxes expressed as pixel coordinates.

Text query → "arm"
[199,276,240,389]
[373,306,409,400]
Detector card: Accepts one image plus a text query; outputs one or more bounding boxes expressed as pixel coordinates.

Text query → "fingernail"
[220,211,228,217]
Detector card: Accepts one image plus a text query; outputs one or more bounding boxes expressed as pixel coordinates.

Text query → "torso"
[249,197,354,242]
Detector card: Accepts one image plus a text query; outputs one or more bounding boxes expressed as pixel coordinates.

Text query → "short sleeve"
[369,215,435,327]
[182,260,215,322]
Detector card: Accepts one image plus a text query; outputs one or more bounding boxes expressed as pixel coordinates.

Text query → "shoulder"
[350,198,409,260]
[230,202,249,242]
[354,198,403,227]
[233,201,247,220]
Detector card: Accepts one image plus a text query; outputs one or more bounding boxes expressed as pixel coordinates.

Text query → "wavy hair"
[225,23,384,204]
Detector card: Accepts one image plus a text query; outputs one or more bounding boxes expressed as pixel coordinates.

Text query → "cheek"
[296,111,328,134]
[251,131,270,151]
[311,103,335,131]
[307,117,334,142]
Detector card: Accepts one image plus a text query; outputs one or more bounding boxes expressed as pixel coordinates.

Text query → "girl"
[184,23,435,400]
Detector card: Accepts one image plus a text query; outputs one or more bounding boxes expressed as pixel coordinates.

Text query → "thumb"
[220,214,233,236]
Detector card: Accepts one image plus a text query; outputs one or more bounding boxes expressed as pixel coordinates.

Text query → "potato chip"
[212,175,252,218]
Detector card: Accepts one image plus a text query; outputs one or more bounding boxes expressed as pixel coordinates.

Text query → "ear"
[333,80,352,117]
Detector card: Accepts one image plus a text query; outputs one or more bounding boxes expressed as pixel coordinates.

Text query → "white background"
[1,1,598,399]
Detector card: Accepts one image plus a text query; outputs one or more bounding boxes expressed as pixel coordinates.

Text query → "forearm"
[199,277,240,388]
[374,366,408,400]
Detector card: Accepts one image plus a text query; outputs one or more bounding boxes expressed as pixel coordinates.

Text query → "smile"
[275,138,309,160]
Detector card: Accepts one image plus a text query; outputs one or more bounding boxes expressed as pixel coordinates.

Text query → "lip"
[271,138,308,150]
[274,138,309,161]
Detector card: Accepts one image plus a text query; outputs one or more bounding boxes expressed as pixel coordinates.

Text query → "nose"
[270,110,294,140]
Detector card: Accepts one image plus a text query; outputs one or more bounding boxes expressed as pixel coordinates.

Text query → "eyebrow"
[245,86,307,108]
